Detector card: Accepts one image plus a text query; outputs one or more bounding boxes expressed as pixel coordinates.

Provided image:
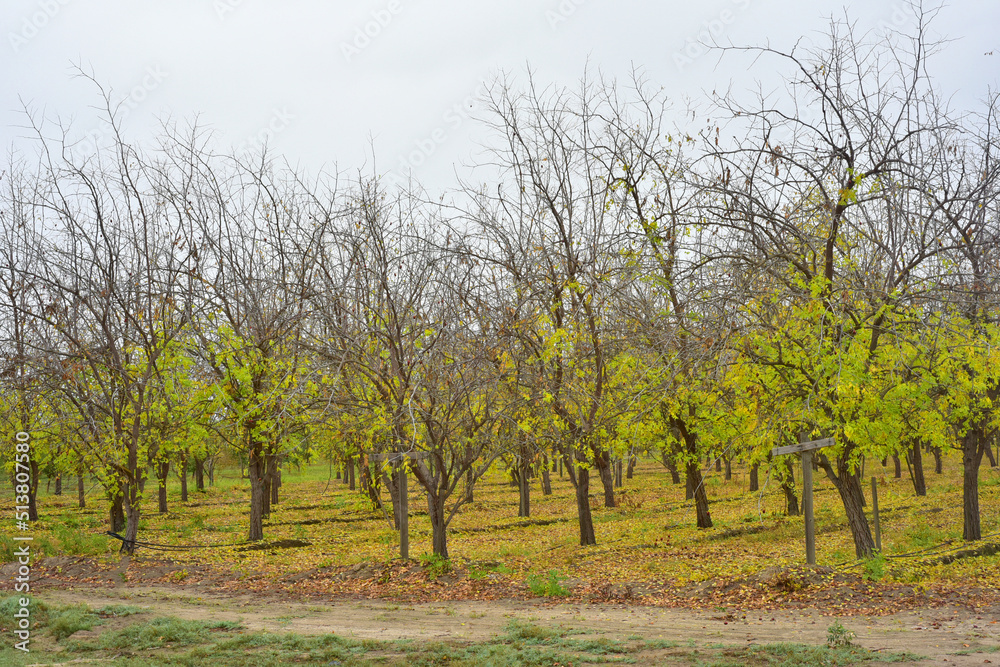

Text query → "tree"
[708,7,957,557]
[181,144,327,541]
[465,71,646,545]
[7,93,200,551]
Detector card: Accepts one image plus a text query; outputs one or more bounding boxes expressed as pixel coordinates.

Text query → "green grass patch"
[525,569,570,597]
[699,642,919,665]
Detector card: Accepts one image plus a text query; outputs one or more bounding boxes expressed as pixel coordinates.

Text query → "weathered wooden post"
[398,463,409,559]
[372,452,429,561]
[772,438,834,565]
[802,450,815,565]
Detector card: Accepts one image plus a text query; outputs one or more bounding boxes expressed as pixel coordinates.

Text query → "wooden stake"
[802,450,815,565]
[398,464,409,560]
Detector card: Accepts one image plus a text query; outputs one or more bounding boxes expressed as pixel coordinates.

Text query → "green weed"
[419,552,451,579]
[826,620,857,648]
[862,552,888,581]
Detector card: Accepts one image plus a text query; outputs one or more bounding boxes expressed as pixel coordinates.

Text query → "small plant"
[826,620,856,648]
[419,553,451,579]
[169,569,189,583]
[862,552,887,581]
[526,570,570,597]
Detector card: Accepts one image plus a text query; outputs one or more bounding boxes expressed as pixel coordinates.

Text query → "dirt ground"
[32,576,1000,666]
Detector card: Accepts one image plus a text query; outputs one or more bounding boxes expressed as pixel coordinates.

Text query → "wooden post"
[398,464,409,560]
[802,450,815,565]
[871,476,881,552]
[773,438,834,566]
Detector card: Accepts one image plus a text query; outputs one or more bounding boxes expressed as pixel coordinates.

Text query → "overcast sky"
[2,0,998,193]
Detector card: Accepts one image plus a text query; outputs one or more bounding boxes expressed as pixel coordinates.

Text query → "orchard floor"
[4,458,1000,663]
[11,557,1000,666]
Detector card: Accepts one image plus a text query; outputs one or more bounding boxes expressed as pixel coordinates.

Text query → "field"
[2,455,1000,665]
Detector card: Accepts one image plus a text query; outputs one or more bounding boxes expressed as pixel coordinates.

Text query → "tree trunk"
[614,459,623,488]
[361,460,383,510]
[207,457,215,486]
[109,489,125,534]
[179,452,188,502]
[54,474,62,496]
[817,452,875,558]
[686,459,712,528]
[892,454,901,479]
[261,453,274,518]
[781,459,799,516]
[961,424,987,541]
[121,481,142,555]
[428,493,449,558]
[984,440,997,468]
[666,457,681,484]
[27,459,39,521]
[541,456,552,496]
[715,457,722,473]
[382,469,401,529]
[906,441,926,497]
[723,456,732,481]
[573,463,596,546]
[271,463,281,506]
[595,450,616,508]
[684,469,694,500]
[348,457,356,490]
[749,463,759,492]
[248,446,265,541]
[465,467,473,502]
[517,460,530,518]
[194,457,205,491]
[931,446,943,474]
[627,454,636,479]
[157,460,169,515]
[563,454,577,488]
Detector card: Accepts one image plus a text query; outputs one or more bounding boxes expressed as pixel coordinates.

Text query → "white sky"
[2,0,998,193]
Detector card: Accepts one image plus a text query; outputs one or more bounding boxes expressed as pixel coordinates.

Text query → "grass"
[698,643,920,666]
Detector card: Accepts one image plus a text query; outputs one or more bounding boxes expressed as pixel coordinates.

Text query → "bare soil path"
[37,583,1000,666]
